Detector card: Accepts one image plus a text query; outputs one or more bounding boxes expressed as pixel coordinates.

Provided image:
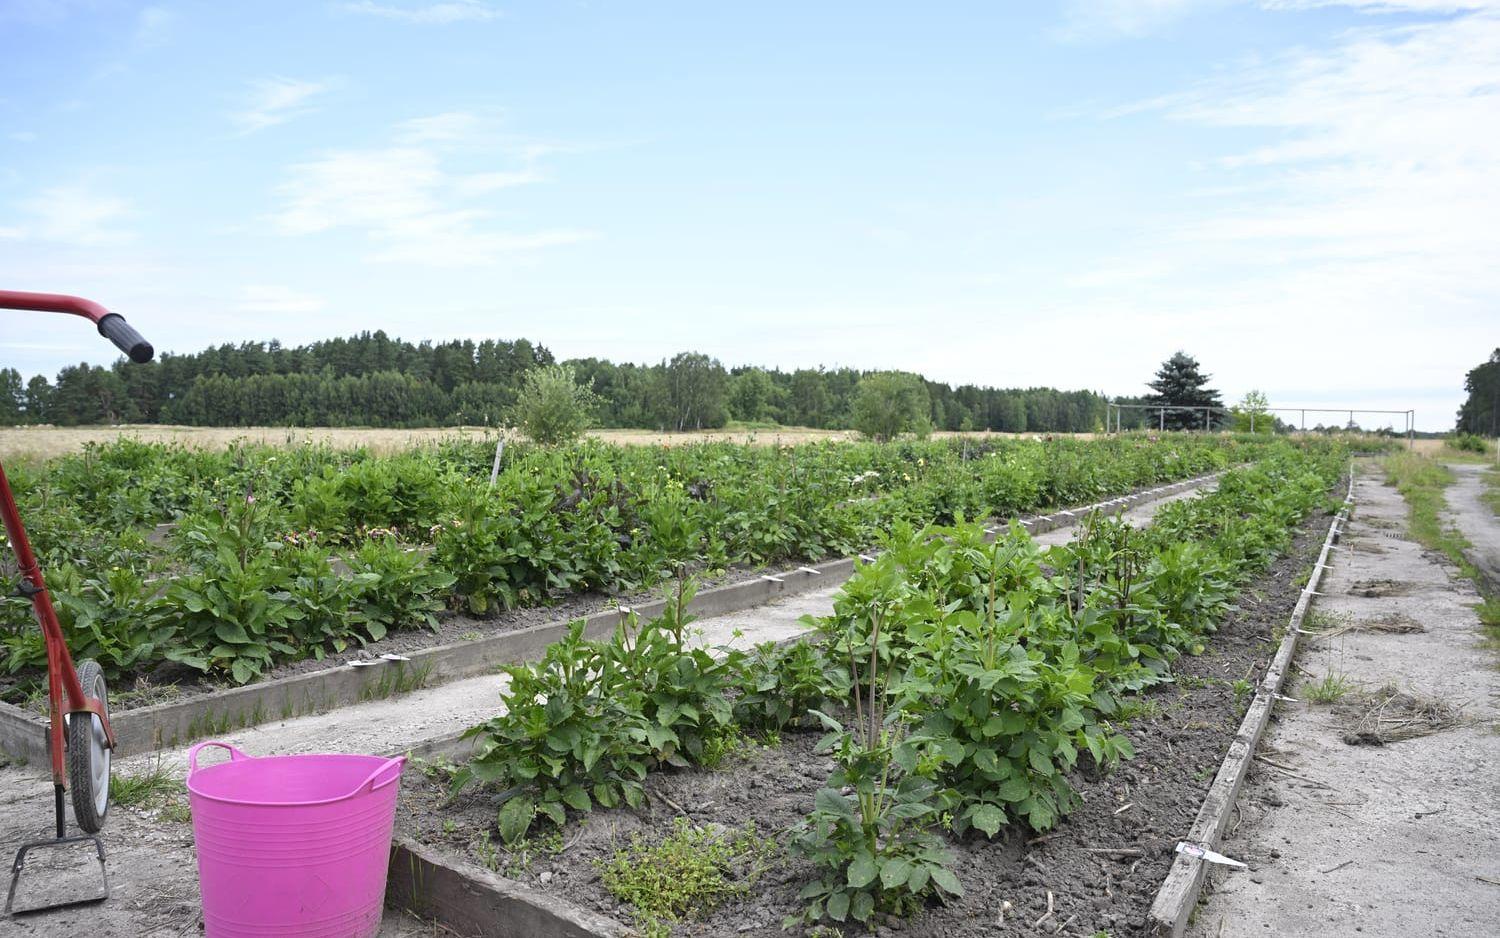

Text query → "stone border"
[0,472,1220,763]
[1145,468,1353,937]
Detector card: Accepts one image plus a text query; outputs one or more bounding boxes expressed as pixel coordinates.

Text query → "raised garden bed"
[389,504,1334,938]
[0,475,1217,762]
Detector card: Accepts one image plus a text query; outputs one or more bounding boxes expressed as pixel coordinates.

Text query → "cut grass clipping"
[1301,610,1425,642]
[1338,685,1462,746]
[598,817,776,936]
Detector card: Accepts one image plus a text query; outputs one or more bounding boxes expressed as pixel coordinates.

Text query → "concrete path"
[1188,463,1500,938]
[0,477,1217,936]
[1446,462,1500,592]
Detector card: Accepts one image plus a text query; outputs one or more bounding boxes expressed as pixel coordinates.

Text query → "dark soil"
[395,508,1334,938]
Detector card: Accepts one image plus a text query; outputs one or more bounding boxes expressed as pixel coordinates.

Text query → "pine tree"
[1145,352,1225,431]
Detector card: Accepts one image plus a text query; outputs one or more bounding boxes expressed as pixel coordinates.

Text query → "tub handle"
[360,756,406,794]
[187,740,250,777]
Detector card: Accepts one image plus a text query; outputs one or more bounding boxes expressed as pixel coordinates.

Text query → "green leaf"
[229,657,257,685]
[997,776,1031,802]
[537,799,566,828]
[906,863,930,893]
[814,788,857,822]
[849,889,875,922]
[825,890,850,922]
[930,866,963,896]
[879,857,912,889]
[1028,745,1052,775]
[497,795,534,845]
[214,621,249,645]
[969,803,1006,837]
[846,855,878,889]
[561,785,590,812]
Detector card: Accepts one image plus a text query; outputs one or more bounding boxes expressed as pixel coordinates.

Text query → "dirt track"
[1188,461,1500,938]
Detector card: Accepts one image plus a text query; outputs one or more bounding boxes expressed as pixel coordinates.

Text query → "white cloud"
[1057,0,1234,40]
[340,0,500,24]
[239,285,325,314]
[10,185,134,245]
[267,117,589,266]
[1060,0,1500,41]
[232,77,332,134]
[1085,7,1500,426]
[452,170,544,196]
[1266,0,1498,10]
[397,112,484,143]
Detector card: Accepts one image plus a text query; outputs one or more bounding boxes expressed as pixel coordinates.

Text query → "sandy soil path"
[1446,462,1500,592]
[1188,462,1500,938]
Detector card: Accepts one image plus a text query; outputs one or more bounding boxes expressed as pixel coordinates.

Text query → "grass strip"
[1383,452,1500,661]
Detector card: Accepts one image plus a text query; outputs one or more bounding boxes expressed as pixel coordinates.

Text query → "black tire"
[67,659,111,834]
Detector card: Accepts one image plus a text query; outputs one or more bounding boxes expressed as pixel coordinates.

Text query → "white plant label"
[1176,841,1247,868]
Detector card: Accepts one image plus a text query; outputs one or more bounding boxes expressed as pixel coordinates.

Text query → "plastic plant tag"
[1175,842,1247,868]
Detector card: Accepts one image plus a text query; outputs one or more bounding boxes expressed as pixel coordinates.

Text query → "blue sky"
[2,0,1496,430]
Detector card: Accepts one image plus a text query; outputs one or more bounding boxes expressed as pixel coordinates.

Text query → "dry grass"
[1302,610,1425,642]
[1338,684,1462,746]
[0,424,1085,461]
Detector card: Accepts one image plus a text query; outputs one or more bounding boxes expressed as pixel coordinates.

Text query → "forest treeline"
[1,331,1110,432]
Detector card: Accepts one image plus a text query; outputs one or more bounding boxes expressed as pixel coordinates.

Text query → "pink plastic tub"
[185,741,405,938]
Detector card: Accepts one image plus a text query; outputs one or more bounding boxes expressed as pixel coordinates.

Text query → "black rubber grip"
[97,313,154,363]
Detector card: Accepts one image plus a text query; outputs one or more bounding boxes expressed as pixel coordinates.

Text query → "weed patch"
[598,817,775,933]
[1304,671,1353,704]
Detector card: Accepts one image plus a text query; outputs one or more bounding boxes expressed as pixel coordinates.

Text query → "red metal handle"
[0,290,112,323]
[0,289,154,362]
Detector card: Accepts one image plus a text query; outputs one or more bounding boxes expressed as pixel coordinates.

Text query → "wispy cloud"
[267,113,591,266]
[232,77,333,134]
[397,112,484,143]
[1059,0,1500,41]
[340,0,500,24]
[1082,5,1500,409]
[239,285,325,314]
[1056,0,1234,41]
[7,184,135,245]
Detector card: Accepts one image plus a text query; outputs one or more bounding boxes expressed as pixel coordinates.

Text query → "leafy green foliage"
[456,581,746,843]
[787,610,961,927]
[852,371,932,442]
[3,433,1334,697]
[733,639,851,733]
[513,364,600,445]
[457,621,653,843]
[598,817,774,932]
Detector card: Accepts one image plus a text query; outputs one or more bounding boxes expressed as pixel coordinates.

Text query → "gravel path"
[1188,462,1500,938]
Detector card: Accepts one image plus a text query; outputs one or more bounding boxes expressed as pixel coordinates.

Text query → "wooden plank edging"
[1145,468,1354,937]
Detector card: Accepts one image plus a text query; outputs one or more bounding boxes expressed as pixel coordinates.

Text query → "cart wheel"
[67,659,111,834]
